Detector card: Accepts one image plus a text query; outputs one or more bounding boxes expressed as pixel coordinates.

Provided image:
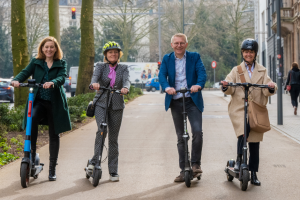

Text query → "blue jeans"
[170,97,203,171]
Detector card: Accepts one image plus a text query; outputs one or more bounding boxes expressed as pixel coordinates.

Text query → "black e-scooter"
[85,86,122,187]
[171,87,202,188]
[221,82,270,191]
[17,79,46,188]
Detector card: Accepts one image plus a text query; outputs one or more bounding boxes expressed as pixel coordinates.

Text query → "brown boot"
[174,172,184,182]
[192,164,203,174]
[294,107,297,115]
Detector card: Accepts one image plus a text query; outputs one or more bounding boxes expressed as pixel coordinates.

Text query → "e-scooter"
[85,86,122,187]
[17,79,46,188]
[170,87,202,188]
[221,82,270,191]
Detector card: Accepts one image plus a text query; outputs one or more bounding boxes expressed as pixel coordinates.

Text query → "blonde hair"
[36,36,63,60]
[171,33,188,43]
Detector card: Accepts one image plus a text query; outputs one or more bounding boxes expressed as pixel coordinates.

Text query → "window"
[69,0,78,4]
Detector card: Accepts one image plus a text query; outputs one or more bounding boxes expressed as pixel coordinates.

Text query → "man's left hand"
[190,85,201,93]
[267,82,275,89]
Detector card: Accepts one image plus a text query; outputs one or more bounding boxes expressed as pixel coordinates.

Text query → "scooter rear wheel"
[21,163,30,188]
[185,171,191,187]
[92,169,101,187]
[240,169,249,191]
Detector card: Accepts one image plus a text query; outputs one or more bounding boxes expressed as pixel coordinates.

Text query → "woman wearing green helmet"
[88,41,130,182]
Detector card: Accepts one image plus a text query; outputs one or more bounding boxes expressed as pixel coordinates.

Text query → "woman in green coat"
[11,36,71,181]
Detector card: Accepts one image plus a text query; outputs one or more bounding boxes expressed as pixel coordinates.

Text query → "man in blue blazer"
[159,33,207,182]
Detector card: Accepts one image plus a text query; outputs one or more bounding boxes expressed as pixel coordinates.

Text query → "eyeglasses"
[173,42,186,46]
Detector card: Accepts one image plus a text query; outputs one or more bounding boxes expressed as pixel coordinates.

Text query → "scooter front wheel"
[185,171,191,187]
[240,169,249,191]
[92,169,101,187]
[20,163,30,188]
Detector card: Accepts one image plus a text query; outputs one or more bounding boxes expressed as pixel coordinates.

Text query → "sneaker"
[110,173,119,182]
[174,172,185,182]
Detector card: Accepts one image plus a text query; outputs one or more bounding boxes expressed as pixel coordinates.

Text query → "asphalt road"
[0,91,300,200]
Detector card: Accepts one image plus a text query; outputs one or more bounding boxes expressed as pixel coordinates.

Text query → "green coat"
[13,58,72,135]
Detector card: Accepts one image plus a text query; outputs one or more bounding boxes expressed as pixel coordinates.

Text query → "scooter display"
[85,86,122,187]
[221,82,270,191]
[17,79,45,188]
[170,87,202,188]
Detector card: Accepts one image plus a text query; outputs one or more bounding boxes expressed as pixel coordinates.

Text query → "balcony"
[271,7,295,37]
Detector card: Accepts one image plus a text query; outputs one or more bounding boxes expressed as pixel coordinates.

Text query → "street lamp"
[182,0,195,33]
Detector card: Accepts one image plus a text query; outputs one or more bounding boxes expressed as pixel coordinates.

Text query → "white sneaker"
[87,164,94,171]
[110,173,119,182]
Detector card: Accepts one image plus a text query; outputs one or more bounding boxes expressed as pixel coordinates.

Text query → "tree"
[11,0,30,107]
[76,0,94,95]
[61,26,81,73]
[94,0,157,62]
[223,0,254,65]
[0,24,13,78]
[25,1,48,58]
[49,0,60,44]
[0,1,13,78]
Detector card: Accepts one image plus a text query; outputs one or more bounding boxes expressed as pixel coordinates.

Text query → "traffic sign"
[211,61,217,69]
[277,54,281,59]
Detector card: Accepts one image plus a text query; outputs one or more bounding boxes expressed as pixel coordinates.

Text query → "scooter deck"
[225,167,239,179]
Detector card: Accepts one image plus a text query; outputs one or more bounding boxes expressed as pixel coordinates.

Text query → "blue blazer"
[158,51,207,112]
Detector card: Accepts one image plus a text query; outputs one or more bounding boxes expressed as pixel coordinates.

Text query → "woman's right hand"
[11,81,20,88]
[220,80,228,87]
[92,83,100,90]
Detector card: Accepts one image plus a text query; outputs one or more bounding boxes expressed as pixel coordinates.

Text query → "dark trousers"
[31,99,60,160]
[170,97,203,171]
[290,84,300,107]
[237,123,259,172]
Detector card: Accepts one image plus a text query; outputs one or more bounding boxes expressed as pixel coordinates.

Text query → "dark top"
[13,58,71,135]
[36,61,52,101]
[286,68,300,85]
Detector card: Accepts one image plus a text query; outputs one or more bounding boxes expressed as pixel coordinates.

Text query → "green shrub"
[0,152,19,166]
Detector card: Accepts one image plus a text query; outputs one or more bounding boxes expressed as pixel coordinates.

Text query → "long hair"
[36,36,63,60]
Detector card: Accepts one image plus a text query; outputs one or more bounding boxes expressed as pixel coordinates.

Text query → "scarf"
[108,64,117,88]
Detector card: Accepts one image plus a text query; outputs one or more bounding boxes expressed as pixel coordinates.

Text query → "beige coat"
[222,61,278,142]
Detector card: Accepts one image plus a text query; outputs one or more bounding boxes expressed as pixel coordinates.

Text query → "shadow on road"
[10,178,101,200]
[107,182,201,200]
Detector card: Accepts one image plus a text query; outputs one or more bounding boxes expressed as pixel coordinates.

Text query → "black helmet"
[241,38,258,52]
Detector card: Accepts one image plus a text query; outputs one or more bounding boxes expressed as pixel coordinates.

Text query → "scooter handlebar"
[219,81,270,89]
[18,83,44,88]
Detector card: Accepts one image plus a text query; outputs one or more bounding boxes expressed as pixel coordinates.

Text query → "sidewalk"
[215,90,300,144]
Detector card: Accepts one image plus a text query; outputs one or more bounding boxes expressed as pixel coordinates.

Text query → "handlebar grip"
[219,82,223,86]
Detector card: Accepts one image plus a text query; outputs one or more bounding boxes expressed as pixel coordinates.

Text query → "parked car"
[63,78,71,92]
[145,77,160,92]
[0,79,14,103]
[213,82,221,89]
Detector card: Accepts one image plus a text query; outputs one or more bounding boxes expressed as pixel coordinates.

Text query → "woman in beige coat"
[221,39,277,186]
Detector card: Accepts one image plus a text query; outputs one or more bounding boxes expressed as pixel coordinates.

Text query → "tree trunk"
[76,0,94,95]
[49,0,60,44]
[11,0,29,107]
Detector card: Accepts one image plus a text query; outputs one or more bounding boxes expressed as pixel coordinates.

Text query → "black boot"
[234,154,242,171]
[49,159,57,181]
[251,171,261,186]
[31,151,36,168]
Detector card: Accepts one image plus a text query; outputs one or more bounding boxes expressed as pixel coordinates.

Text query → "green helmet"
[102,41,122,54]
